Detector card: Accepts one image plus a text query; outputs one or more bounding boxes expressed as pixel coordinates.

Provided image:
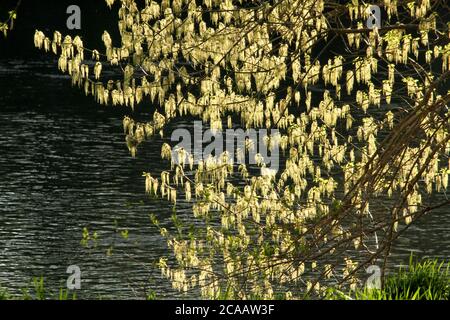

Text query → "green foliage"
[146,289,157,300]
[0,287,11,300]
[120,229,129,240]
[32,277,46,300]
[328,258,449,300]
[81,226,98,248]
[377,257,449,300]
[0,278,77,300]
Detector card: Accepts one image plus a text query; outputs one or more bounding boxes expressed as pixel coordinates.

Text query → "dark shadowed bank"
[0,0,120,59]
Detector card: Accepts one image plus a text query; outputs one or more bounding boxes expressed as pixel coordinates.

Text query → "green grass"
[329,257,449,300]
[0,287,11,300]
[1,277,159,300]
[0,277,77,300]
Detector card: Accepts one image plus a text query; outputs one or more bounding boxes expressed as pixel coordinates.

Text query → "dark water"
[0,60,189,299]
[0,60,449,299]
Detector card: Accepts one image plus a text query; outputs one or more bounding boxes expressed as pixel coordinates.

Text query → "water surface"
[0,60,448,299]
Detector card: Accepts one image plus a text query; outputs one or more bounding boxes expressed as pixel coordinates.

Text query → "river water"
[0,60,449,299]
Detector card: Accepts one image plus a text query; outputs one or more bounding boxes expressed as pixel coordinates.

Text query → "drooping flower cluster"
[34,0,450,299]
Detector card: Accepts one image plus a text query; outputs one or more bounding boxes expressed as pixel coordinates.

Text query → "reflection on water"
[0,60,448,299]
